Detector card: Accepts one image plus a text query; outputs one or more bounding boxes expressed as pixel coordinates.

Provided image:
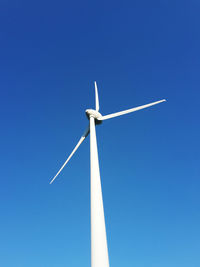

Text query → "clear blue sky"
[0,0,200,266]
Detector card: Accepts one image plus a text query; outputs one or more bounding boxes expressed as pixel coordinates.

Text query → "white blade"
[94,81,99,111]
[50,126,90,184]
[99,99,166,121]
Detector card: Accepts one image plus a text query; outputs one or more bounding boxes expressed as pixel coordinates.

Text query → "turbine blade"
[94,81,99,111]
[50,126,90,184]
[99,99,166,121]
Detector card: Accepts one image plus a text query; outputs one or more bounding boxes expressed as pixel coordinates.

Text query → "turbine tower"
[50,82,166,267]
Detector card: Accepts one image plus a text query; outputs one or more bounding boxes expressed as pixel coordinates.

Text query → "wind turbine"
[50,82,166,267]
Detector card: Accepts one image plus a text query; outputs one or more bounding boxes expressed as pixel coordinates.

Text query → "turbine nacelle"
[85,109,102,124]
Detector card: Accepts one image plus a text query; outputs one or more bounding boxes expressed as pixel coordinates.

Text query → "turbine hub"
[85,109,102,124]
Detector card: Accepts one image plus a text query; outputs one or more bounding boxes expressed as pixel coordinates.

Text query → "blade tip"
[49,177,55,184]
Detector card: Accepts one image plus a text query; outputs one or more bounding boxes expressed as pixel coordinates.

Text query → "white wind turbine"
[50,82,166,267]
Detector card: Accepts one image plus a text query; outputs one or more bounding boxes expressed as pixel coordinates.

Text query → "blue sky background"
[0,0,200,266]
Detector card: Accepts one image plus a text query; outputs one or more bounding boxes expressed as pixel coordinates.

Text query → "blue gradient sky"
[0,0,200,266]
